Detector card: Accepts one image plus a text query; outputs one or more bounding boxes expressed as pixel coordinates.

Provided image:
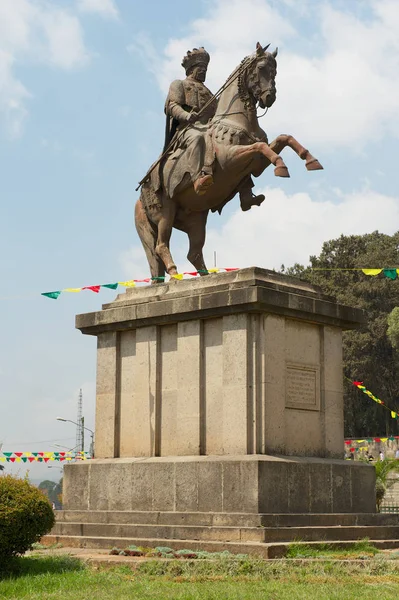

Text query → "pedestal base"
[64,455,375,514]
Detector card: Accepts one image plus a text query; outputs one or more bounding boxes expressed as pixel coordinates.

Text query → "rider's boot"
[193,169,214,196]
[239,187,266,212]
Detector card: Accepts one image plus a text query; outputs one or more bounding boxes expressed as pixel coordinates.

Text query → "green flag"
[41,291,61,300]
[383,269,397,280]
[102,283,119,290]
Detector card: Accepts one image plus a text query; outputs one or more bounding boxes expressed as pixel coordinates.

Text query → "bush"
[0,475,55,558]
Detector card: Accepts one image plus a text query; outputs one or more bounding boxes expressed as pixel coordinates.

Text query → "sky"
[1,0,399,481]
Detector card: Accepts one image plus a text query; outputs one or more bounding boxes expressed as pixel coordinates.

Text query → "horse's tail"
[134,198,165,280]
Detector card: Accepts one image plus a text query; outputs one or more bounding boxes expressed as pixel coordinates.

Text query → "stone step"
[40,534,399,560]
[52,522,264,543]
[51,521,399,543]
[55,510,399,528]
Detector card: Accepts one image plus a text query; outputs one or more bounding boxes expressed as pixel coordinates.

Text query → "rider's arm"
[165,80,194,123]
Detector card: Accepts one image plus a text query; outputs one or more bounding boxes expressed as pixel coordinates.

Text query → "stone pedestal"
[63,268,375,515]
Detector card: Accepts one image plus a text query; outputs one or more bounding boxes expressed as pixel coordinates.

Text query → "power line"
[2,437,75,445]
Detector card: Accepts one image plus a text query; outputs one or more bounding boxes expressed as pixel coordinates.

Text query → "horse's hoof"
[306,158,323,171]
[274,165,290,178]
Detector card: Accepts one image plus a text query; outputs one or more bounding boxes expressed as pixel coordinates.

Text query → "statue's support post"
[61,268,375,516]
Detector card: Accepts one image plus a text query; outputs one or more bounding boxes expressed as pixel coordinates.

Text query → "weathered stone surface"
[62,456,375,514]
[80,269,364,461]
[77,268,365,335]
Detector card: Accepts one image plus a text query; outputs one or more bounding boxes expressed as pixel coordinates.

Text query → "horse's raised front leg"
[269,135,323,171]
[154,199,178,277]
[226,142,290,178]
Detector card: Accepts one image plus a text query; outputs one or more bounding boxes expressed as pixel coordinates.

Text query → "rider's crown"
[182,47,210,73]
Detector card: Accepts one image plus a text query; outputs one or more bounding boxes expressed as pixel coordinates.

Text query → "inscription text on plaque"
[286,364,320,411]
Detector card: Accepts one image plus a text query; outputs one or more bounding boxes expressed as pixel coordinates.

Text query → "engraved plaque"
[286,364,320,411]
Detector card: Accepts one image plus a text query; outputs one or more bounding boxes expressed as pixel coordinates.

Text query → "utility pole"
[76,389,83,453]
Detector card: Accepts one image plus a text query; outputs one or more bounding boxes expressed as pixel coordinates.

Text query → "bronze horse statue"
[135,43,322,279]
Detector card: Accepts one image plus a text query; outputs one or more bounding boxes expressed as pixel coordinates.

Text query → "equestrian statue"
[135,42,323,279]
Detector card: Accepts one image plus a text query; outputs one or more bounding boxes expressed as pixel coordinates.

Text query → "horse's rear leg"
[134,199,165,281]
[176,210,209,275]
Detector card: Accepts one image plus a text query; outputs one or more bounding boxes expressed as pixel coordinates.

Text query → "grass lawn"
[0,553,399,600]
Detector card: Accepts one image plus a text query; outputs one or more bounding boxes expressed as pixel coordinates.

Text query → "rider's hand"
[187,111,199,123]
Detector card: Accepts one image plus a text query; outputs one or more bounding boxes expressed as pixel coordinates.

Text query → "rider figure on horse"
[164,47,265,211]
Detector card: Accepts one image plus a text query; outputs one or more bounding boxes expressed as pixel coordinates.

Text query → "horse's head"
[239,42,278,110]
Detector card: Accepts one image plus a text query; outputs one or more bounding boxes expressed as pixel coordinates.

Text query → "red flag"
[28,457,35,463]
[350,448,355,452]
[60,457,65,462]
[224,268,239,272]
[184,272,199,276]
[134,278,151,283]
[43,457,50,463]
[344,441,351,445]
[374,438,381,443]
[83,286,101,293]
[352,381,363,386]
[14,452,23,457]
[10,457,15,462]
[38,452,44,456]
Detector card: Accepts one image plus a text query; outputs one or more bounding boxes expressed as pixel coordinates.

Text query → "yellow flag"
[0,457,5,461]
[15,457,21,462]
[356,440,365,443]
[118,280,136,287]
[24,452,32,457]
[361,269,382,276]
[64,288,82,293]
[391,411,397,419]
[380,437,388,442]
[208,268,219,273]
[171,274,184,280]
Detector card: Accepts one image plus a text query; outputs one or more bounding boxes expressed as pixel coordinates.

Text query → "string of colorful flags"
[345,437,399,444]
[312,268,399,280]
[0,451,91,463]
[352,380,398,420]
[41,268,240,300]
[345,436,399,453]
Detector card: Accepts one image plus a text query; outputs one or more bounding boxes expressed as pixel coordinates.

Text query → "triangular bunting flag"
[361,269,383,276]
[82,286,101,293]
[42,291,61,300]
[383,269,397,280]
[102,283,119,290]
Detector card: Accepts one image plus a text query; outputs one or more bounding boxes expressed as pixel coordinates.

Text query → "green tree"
[38,479,62,507]
[387,307,399,349]
[285,231,399,437]
[374,459,399,511]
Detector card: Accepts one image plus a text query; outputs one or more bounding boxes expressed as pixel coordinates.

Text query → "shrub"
[0,475,55,558]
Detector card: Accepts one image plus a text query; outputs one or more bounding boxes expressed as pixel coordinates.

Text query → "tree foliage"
[284,231,399,437]
[387,307,399,350]
[39,478,62,507]
[0,475,55,558]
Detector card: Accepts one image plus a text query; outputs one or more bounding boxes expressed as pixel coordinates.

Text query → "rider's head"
[182,47,210,82]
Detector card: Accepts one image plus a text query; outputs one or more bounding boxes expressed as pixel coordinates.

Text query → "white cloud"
[133,0,399,151]
[123,184,399,276]
[77,0,119,20]
[0,0,89,138]
[205,185,399,270]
